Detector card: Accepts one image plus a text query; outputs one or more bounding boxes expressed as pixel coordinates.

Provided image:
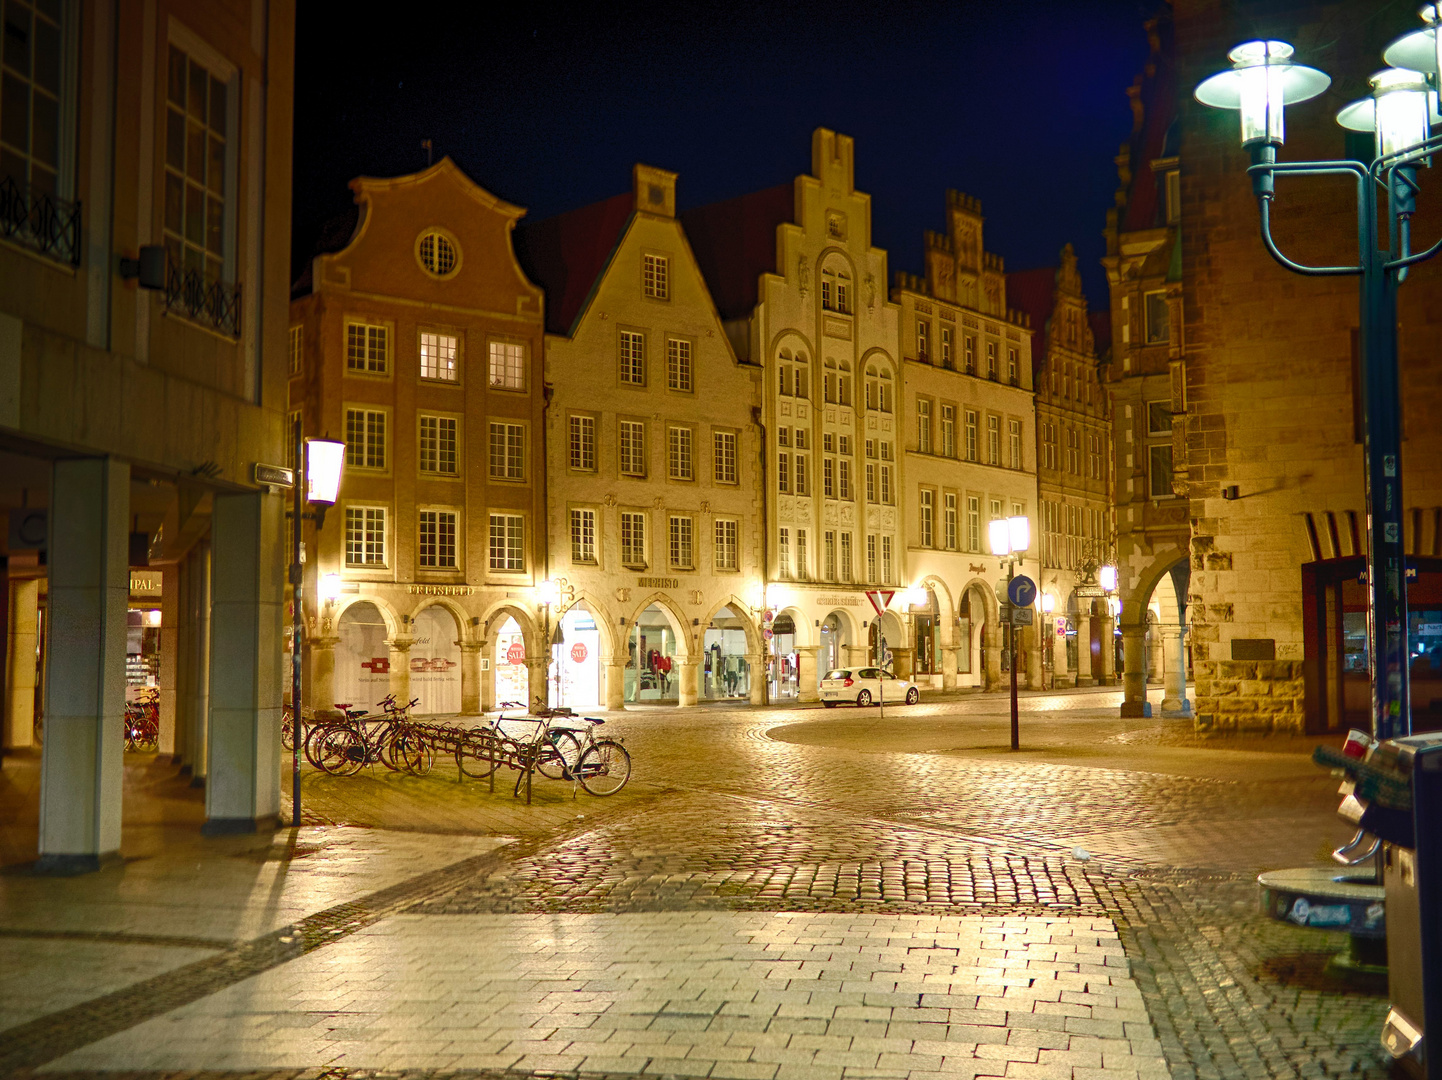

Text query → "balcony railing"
[0,174,81,266]
[165,257,242,338]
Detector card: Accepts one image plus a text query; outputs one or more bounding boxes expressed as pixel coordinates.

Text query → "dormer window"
[821,269,852,314]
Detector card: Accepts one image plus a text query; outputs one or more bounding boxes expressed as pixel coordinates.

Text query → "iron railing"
[0,174,81,266]
[165,257,242,338]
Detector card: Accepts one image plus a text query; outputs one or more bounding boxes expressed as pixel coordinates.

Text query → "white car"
[819,667,920,707]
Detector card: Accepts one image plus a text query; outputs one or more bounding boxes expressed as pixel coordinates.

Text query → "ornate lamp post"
[1195,10,1442,740]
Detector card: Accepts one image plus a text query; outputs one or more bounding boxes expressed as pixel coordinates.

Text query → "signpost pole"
[1008,558,1019,752]
[290,418,304,828]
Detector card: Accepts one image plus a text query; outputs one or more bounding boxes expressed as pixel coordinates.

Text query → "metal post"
[1360,184,1409,740]
[289,418,304,828]
[1008,557,1019,751]
[878,633,885,721]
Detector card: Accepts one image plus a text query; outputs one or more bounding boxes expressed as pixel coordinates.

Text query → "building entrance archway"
[769,612,800,700]
[554,602,603,710]
[494,616,528,706]
[409,605,461,715]
[702,605,751,700]
[627,604,681,703]
[820,611,853,675]
[335,602,391,708]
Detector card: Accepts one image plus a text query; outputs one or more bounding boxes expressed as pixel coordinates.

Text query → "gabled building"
[290,159,548,718]
[1010,247,1113,687]
[685,129,903,702]
[515,166,765,710]
[892,192,1040,691]
[1102,9,1191,718]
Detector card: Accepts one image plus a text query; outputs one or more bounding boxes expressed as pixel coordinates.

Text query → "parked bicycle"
[123,694,159,752]
[304,696,428,776]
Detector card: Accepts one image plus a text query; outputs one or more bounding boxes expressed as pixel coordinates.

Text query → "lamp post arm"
[1254,196,1364,277]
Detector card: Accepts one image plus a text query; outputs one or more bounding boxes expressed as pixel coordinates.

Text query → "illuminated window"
[488,340,525,389]
[488,514,524,571]
[344,506,387,567]
[420,332,459,381]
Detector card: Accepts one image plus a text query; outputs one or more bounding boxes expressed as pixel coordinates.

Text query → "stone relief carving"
[866,507,880,528]
[882,509,895,529]
[700,500,711,513]
[615,588,631,603]
[823,504,838,525]
[689,590,704,606]
[797,254,810,296]
[865,273,876,312]
[841,505,855,525]
[653,497,664,508]
[603,494,617,508]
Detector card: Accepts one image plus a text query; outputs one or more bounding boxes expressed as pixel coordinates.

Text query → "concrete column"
[188,544,211,784]
[940,645,958,690]
[525,656,546,710]
[1025,626,1043,690]
[1120,624,1151,717]
[387,635,413,708]
[157,564,180,755]
[677,659,699,706]
[310,634,339,716]
[1161,625,1192,717]
[37,457,129,872]
[745,652,765,705]
[796,645,820,702]
[1147,622,1165,684]
[890,645,914,679]
[4,576,40,748]
[172,557,191,769]
[1075,612,1093,685]
[458,642,483,715]
[204,491,283,835]
[1097,615,1117,683]
[604,656,626,710]
[982,624,1002,691]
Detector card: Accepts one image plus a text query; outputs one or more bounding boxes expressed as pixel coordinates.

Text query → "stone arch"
[1121,549,1189,631]
[817,246,857,277]
[771,604,814,648]
[769,328,816,362]
[627,592,695,658]
[477,599,541,652]
[955,575,999,625]
[701,595,763,655]
[956,576,1003,691]
[555,590,619,658]
[405,596,472,645]
[331,593,401,639]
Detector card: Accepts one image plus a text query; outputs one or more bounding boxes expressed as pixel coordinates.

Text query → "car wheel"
[905,687,920,705]
[856,689,872,707]
[823,701,837,708]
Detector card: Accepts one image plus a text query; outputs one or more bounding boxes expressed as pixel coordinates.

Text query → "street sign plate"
[866,590,896,617]
[1007,575,1037,608]
[1012,608,1034,626]
[254,463,294,488]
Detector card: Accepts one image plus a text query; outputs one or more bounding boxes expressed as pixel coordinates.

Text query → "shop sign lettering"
[406,584,478,596]
[814,595,862,607]
[506,643,526,664]
[637,577,680,589]
[571,642,588,663]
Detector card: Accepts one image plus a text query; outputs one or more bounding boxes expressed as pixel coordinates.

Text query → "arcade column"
[4,575,39,749]
[1120,623,1152,717]
[796,645,820,703]
[458,642,483,715]
[1161,624,1192,717]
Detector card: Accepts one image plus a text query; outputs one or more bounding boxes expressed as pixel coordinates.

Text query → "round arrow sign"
[1007,575,1037,609]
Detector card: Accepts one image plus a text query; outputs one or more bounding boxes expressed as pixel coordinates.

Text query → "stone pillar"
[38,458,129,872]
[479,641,497,712]
[796,645,820,703]
[459,642,483,715]
[890,645,914,679]
[188,543,211,785]
[310,634,339,716]
[1075,611,1093,685]
[1097,615,1117,683]
[982,624,1002,691]
[387,635,413,709]
[746,652,765,705]
[604,656,626,710]
[940,645,958,690]
[1161,625,1192,717]
[4,576,39,748]
[844,644,867,667]
[157,564,180,755]
[678,659,699,706]
[1025,626,1043,690]
[525,656,547,710]
[204,491,283,835]
[1120,623,1151,717]
[1147,621,1165,684]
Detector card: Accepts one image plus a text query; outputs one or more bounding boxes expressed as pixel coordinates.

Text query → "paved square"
[44,911,1169,1079]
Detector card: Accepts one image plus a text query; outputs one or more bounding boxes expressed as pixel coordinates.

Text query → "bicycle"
[123,700,159,752]
[525,697,632,796]
[304,696,423,775]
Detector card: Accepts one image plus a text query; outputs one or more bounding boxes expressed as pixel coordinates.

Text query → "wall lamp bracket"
[119,245,166,290]
[1222,485,1241,500]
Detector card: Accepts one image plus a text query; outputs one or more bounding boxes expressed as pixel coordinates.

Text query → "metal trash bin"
[1322,732,1442,1079]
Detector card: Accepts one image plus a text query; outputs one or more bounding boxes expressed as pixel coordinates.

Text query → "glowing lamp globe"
[1195,40,1330,147]
[1382,5,1442,85]
[1338,68,1433,159]
[988,518,1010,557]
[1099,565,1119,593]
[305,439,346,506]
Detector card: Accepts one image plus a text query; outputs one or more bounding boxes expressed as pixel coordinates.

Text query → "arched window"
[821,268,852,314]
[777,349,809,400]
[865,364,894,414]
[824,357,837,404]
[838,363,852,407]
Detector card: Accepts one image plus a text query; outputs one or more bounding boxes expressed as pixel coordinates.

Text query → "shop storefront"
[409,606,461,715]
[554,604,603,710]
[336,601,391,708]
[912,589,940,681]
[702,605,751,700]
[768,613,798,700]
[626,604,678,703]
[494,616,529,706]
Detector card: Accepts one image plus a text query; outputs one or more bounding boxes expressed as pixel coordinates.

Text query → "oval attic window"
[417,231,458,277]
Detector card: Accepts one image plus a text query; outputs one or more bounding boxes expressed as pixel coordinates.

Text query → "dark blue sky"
[292,0,1153,312]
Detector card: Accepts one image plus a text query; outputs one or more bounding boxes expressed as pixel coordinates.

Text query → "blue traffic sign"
[1007,575,1037,608]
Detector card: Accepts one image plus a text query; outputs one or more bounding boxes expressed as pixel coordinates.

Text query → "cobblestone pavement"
[0,690,1393,1080]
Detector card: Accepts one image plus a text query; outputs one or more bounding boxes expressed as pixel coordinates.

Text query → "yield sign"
[866,590,896,618]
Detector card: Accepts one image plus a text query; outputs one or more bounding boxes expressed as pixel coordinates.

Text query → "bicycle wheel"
[536,730,582,780]
[577,739,631,796]
[307,725,364,775]
[456,733,500,778]
[374,722,403,770]
[390,727,436,776]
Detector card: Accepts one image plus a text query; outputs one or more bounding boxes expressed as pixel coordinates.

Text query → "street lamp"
[287,427,344,828]
[1195,13,1442,741]
[989,515,1030,751]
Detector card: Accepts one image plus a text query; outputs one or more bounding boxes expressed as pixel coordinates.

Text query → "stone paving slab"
[41,912,1167,1078]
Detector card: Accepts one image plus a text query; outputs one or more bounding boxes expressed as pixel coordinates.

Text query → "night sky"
[292,0,1154,313]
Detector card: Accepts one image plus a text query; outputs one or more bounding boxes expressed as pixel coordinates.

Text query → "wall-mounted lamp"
[119,245,166,290]
[319,573,343,602]
[1222,485,1240,500]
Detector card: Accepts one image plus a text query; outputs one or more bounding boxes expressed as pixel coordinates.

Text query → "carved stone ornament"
[603,494,617,508]
[841,505,855,525]
[882,509,895,529]
[865,273,876,311]
[689,590,704,605]
[798,254,810,296]
[823,503,838,525]
[653,496,664,508]
[700,500,711,513]
[616,587,631,603]
[778,498,794,523]
[866,507,880,528]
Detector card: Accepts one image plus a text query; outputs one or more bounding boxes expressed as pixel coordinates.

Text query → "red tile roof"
[680,183,795,323]
[512,192,635,336]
